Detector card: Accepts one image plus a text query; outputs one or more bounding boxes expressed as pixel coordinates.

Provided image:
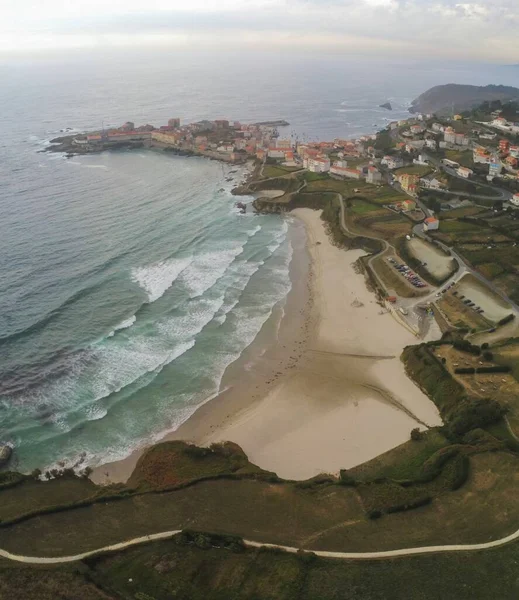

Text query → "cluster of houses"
[488,116,519,136]
[76,118,282,163]
[262,135,388,185]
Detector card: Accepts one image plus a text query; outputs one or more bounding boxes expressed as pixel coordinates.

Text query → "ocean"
[0,50,517,472]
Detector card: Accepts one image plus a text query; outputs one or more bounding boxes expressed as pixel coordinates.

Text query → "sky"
[1,0,518,61]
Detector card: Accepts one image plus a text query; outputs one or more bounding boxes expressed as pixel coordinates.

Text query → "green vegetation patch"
[128,441,265,490]
[249,176,299,194]
[0,475,97,524]
[349,429,450,482]
[402,343,507,437]
[349,199,383,214]
[445,150,474,168]
[439,220,481,234]
[394,164,433,177]
[262,165,297,179]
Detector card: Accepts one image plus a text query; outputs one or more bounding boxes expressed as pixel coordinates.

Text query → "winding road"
[2,524,519,564]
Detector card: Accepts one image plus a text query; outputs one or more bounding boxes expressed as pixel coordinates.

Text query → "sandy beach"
[92,208,441,484]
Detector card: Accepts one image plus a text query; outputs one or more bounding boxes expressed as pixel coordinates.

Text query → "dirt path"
[3,524,519,564]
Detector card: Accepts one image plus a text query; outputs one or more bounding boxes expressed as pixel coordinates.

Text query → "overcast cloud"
[1,0,517,60]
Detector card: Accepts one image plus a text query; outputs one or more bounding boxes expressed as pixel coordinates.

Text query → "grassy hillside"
[4,531,519,599]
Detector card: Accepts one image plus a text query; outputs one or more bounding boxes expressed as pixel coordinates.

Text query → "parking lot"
[386,257,428,289]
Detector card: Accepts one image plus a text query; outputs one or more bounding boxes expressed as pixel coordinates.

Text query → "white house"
[490,118,519,134]
[423,217,440,231]
[330,166,361,179]
[381,156,405,170]
[425,139,437,150]
[457,166,473,179]
[268,149,287,160]
[308,157,331,173]
[413,154,429,166]
[479,132,497,140]
[366,167,383,184]
[511,194,519,207]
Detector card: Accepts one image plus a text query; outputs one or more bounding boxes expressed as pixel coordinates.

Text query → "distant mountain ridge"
[409,84,519,115]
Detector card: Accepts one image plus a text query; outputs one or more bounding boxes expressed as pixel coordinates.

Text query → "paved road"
[3,525,519,564]
[337,193,392,294]
[411,223,519,315]
[423,152,512,202]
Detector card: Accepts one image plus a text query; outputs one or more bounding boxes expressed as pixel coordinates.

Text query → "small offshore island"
[4,86,519,598]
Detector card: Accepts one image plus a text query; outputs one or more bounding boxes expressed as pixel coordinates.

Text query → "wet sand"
[92,209,441,484]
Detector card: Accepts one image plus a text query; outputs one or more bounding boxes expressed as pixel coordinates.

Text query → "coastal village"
[51,103,519,344]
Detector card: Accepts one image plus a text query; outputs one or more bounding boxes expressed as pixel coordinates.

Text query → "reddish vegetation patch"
[128,441,257,489]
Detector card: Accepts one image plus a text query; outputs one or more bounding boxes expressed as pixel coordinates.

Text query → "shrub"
[453,340,481,356]
[498,314,515,327]
[183,445,211,459]
[481,343,489,350]
[454,367,476,374]
[448,398,506,437]
[410,428,424,441]
[367,509,382,520]
[482,351,494,361]
[448,454,470,491]
[339,470,357,486]
[476,366,510,374]
[297,549,317,564]
[421,447,460,481]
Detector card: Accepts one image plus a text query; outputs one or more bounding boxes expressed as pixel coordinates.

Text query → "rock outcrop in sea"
[0,444,13,468]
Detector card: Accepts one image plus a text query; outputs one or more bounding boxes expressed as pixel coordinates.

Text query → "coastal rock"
[380,102,392,111]
[253,119,289,127]
[409,83,519,115]
[0,444,13,468]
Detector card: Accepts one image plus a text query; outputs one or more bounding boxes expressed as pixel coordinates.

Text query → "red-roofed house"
[423,217,439,231]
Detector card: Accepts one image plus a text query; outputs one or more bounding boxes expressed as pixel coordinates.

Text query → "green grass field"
[445,150,474,168]
[394,164,433,177]
[262,165,301,179]
[438,220,481,233]
[5,529,519,599]
[349,199,383,214]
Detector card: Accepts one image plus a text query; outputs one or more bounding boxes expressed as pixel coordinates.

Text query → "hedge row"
[455,366,511,374]
[453,340,481,356]
[0,470,282,529]
[498,314,515,327]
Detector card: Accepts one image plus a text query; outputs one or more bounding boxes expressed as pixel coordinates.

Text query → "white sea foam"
[85,405,108,421]
[180,247,245,298]
[132,256,193,302]
[247,225,262,237]
[107,315,137,337]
